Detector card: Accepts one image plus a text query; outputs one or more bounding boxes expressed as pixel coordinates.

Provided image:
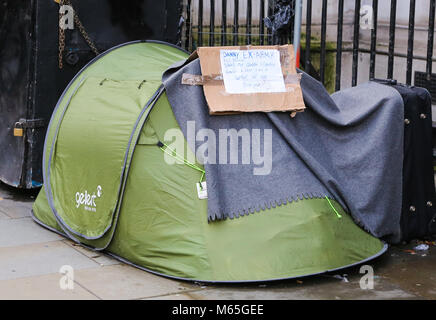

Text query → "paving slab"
[142,273,417,300]
[374,240,436,299]
[92,255,121,267]
[0,241,99,281]
[0,273,98,300]
[0,211,9,220]
[172,277,418,300]
[144,292,200,300]
[0,198,32,219]
[63,240,121,266]
[73,264,199,300]
[62,240,101,258]
[0,217,61,247]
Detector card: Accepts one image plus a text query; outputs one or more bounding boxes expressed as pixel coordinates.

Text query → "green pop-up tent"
[32,41,386,282]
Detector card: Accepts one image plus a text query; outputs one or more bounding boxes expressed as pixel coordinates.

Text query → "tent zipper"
[325,196,342,219]
[157,141,205,187]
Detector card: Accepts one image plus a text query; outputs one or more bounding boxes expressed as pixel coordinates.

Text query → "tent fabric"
[48,77,159,239]
[32,41,387,282]
[163,58,404,243]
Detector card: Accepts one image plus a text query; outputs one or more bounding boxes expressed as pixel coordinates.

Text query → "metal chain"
[58,0,66,69]
[72,7,100,56]
[58,0,99,69]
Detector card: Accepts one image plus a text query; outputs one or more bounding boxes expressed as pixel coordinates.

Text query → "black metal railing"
[181,0,436,93]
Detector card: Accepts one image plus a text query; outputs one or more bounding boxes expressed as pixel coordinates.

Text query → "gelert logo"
[75,185,102,212]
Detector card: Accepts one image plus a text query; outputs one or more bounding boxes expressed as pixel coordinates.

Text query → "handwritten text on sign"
[220,49,286,94]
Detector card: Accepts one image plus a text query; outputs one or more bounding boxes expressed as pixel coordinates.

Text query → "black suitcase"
[0,0,182,188]
[374,79,436,241]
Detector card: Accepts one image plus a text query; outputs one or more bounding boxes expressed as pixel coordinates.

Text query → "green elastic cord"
[158,141,205,186]
[325,196,342,219]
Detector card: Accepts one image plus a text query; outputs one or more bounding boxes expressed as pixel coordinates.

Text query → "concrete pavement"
[0,182,435,300]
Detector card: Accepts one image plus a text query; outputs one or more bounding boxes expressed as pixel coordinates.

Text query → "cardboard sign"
[183,45,305,115]
[220,49,286,94]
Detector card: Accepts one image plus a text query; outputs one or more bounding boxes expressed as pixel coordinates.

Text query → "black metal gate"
[181,0,436,94]
[0,0,181,188]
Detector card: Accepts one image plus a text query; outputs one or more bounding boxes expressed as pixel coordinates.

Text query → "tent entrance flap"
[47,77,158,239]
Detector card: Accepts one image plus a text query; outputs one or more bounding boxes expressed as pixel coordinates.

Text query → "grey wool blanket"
[162,58,404,243]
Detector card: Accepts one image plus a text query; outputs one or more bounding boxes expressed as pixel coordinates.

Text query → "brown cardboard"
[193,45,305,115]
